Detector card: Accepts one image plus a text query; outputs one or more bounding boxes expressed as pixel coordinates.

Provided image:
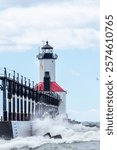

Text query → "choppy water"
[33,141,100,150]
[0,117,100,150]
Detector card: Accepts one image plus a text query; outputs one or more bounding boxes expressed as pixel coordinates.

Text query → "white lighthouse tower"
[36,41,67,116]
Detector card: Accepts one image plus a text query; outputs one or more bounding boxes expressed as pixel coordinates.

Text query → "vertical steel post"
[3,68,7,121]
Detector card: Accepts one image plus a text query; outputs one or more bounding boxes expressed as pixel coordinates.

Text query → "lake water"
[0,117,100,150]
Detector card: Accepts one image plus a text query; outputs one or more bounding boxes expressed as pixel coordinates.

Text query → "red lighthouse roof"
[35,82,65,92]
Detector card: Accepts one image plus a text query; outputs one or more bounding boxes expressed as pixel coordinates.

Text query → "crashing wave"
[0,116,100,150]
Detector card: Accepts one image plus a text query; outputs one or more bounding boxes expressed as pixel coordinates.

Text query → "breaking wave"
[0,116,100,150]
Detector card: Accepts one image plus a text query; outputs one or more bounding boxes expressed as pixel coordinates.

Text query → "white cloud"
[0,0,100,9]
[0,1,99,52]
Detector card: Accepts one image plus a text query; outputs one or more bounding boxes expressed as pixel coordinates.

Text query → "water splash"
[0,116,99,150]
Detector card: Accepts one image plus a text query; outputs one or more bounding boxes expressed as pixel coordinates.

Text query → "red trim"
[35,82,65,92]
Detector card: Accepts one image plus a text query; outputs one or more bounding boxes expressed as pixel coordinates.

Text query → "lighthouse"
[36,41,67,116]
[0,42,64,139]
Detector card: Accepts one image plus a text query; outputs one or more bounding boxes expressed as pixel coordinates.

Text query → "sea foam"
[0,116,100,150]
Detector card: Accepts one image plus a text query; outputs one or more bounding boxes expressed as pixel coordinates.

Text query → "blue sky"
[0,0,100,121]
